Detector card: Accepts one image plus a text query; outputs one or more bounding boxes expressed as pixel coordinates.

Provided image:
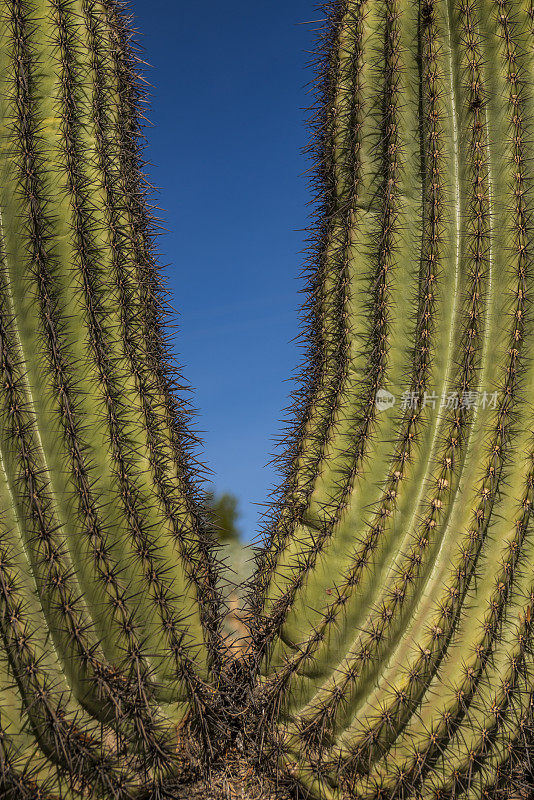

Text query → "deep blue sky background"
[130,1,319,540]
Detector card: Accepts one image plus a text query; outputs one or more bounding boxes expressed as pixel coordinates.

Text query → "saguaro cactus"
[1,0,534,798]
[0,0,222,795]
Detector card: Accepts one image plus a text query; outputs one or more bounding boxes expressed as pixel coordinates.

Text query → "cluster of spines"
[332,446,534,798]
[0,517,133,797]
[0,723,56,800]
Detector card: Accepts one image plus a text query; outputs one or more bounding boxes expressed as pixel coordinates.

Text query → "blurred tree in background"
[205,491,242,542]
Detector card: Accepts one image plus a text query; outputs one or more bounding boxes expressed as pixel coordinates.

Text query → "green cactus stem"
[250,0,534,798]
[0,0,223,794]
[2,0,534,798]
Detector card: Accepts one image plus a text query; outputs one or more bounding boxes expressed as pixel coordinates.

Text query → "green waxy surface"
[0,0,221,795]
[253,0,534,797]
[2,0,534,797]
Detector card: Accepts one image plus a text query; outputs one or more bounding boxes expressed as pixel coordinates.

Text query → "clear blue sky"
[130,1,318,540]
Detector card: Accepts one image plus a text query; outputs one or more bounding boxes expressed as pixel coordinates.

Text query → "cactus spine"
[1,0,534,799]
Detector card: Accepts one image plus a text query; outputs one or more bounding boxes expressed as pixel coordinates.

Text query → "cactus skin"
[2,0,534,799]
[250,0,534,798]
[0,0,224,795]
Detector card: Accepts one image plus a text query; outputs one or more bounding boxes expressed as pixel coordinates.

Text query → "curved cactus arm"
[252,0,534,796]
[250,0,437,669]
[0,0,220,692]
[252,0,470,677]
[249,0,386,642]
[249,0,482,680]
[83,0,223,662]
[254,0,455,700]
[0,0,224,790]
[276,0,494,729]
[44,0,215,704]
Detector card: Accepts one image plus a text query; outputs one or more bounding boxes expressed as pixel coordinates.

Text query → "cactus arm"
[80,0,223,670]
[326,4,532,764]
[250,0,367,581]
[0,0,222,790]
[250,0,428,648]
[0,8,191,777]
[249,0,375,634]
[0,0,212,699]
[277,0,495,734]
[253,0,448,671]
[257,0,473,687]
[253,0,489,691]
[42,0,210,701]
[256,0,534,797]
[259,0,451,707]
[93,0,223,660]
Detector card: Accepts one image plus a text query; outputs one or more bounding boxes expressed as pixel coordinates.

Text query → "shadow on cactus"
[0,0,533,798]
